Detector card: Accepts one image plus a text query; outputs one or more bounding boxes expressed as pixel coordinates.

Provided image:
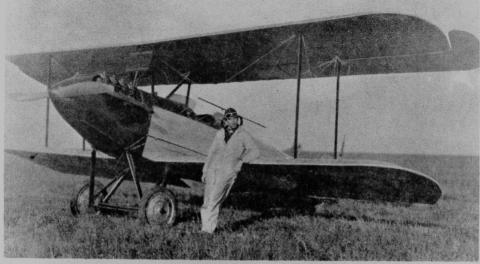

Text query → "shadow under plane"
[6,13,479,225]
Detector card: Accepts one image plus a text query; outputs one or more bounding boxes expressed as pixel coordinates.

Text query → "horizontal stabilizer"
[9,91,49,101]
[50,82,114,98]
[10,82,117,101]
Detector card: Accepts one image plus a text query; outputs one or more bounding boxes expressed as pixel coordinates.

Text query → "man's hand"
[201,173,207,183]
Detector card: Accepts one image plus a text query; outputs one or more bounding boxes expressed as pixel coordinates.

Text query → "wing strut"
[185,82,191,108]
[88,149,96,207]
[151,72,155,96]
[293,34,303,159]
[334,57,341,159]
[166,72,191,99]
[45,55,52,147]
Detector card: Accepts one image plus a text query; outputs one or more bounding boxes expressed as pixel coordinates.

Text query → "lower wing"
[241,158,442,204]
[6,148,441,204]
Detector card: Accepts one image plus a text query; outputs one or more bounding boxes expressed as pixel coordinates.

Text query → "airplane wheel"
[139,187,177,226]
[70,180,106,216]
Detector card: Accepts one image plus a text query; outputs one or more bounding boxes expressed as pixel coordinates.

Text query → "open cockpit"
[56,71,224,130]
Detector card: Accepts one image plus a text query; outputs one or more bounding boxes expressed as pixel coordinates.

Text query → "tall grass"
[3,153,478,260]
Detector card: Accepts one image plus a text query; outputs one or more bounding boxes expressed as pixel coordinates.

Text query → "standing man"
[200,108,260,233]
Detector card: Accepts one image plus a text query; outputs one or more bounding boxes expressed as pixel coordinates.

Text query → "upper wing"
[7,13,479,86]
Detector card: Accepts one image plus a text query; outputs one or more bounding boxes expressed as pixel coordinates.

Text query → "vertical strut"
[185,82,191,107]
[293,34,303,159]
[161,164,170,187]
[151,71,155,95]
[88,149,97,207]
[126,152,142,199]
[45,55,52,147]
[334,58,341,159]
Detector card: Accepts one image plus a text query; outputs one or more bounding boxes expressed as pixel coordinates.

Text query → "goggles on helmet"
[224,113,238,119]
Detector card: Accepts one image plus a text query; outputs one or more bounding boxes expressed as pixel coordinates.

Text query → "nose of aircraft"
[48,81,151,157]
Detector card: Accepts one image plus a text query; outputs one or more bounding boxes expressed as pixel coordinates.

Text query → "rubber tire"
[70,180,106,216]
[139,186,177,226]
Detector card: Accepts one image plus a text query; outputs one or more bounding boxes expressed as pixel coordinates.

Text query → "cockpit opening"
[92,72,223,129]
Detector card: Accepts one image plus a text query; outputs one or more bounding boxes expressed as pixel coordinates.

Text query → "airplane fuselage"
[48,78,213,158]
[44,76,443,205]
[50,90,150,157]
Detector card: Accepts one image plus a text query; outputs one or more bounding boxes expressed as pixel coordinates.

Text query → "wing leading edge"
[7,13,479,86]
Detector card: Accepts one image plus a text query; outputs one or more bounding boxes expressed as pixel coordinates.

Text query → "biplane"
[6,13,479,225]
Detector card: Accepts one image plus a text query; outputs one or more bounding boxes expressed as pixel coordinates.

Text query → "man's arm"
[240,131,260,163]
[202,130,222,174]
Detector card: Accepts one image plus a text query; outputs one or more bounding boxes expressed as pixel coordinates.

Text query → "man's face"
[110,75,118,84]
[224,115,238,129]
[118,77,123,84]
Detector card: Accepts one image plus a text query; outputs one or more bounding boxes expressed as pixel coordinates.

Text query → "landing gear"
[139,186,177,225]
[69,150,179,226]
[70,180,106,215]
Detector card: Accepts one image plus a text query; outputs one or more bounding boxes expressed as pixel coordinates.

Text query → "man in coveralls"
[200,108,260,233]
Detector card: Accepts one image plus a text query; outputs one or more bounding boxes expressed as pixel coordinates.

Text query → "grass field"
[3,152,478,260]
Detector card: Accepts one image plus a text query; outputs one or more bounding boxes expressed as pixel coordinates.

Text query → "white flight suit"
[200,126,260,233]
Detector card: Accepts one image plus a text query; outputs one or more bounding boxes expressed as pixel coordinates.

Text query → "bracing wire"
[146,135,207,156]
[301,35,315,78]
[157,58,195,83]
[225,34,297,82]
[272,35,298,76]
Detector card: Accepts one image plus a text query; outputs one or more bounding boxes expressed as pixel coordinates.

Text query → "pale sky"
[2,0,479,155]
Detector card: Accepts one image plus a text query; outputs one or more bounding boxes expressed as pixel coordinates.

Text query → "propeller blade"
[197,97,267,128]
